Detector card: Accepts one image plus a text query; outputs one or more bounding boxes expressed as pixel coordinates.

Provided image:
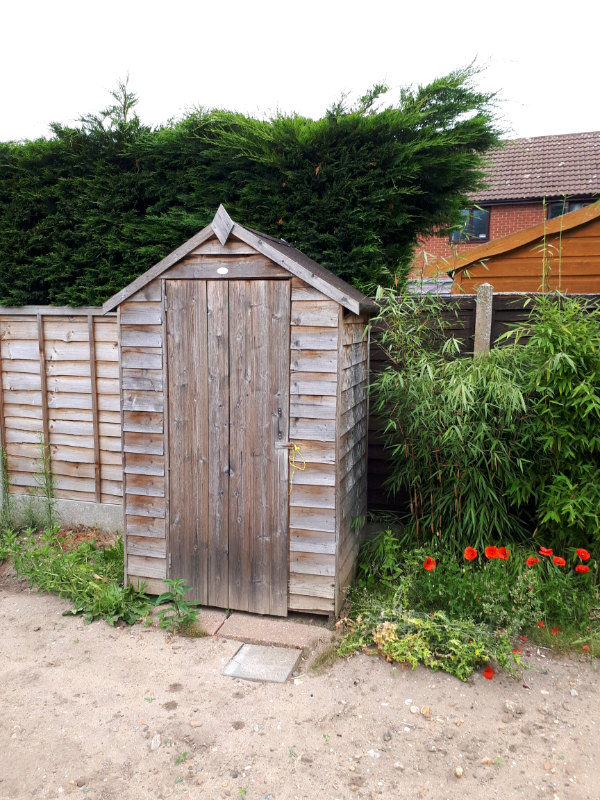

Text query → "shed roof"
[449,201,600,276]
[472,131,600,203]
[103,206,378,316]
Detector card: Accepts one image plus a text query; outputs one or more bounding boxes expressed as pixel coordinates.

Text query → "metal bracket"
[277,407,282,440]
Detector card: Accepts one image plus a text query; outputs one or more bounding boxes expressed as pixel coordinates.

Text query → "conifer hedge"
[0,67,501,306]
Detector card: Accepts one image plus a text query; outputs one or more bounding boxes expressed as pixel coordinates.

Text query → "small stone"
[350,785,358,792]
[481,758,491,765]
[383,732,392,741]
[455,766,463,778]
[541,690,550,695]
[544,761,552,770]
[300,755,313,764]
[456,719,464,727]
[570,689,578,697]
[75,779,85,788]
[33,627,41,632]
[190,721,202,728]
[222,781,228,787]
[348,765,355,772]
[69,781,75,786]
[394,763,405,771]
[421,706,430,716]
[410,706,419,714]
[150,734,161,751]
[405,699,413,705]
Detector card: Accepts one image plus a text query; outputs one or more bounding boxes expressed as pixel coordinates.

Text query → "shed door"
[166,279,290,616]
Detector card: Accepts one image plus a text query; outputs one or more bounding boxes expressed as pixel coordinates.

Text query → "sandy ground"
[1,572,599,800]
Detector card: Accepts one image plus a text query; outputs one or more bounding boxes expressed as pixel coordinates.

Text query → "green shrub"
[371,289,531,553]
[507,294,600,554]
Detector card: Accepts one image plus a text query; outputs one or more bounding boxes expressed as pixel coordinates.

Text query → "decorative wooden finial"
[211,204,234,246]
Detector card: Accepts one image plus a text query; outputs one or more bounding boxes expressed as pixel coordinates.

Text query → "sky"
[1,0,597,143]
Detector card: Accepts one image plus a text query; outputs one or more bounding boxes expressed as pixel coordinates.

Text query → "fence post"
[474,283,494,354]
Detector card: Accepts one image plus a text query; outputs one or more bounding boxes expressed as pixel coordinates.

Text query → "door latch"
[277,407,282,440]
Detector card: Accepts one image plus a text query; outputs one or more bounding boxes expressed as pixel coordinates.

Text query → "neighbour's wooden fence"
[0,308,121,505]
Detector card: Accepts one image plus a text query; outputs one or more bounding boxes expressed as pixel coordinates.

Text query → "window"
[547,200,590,220]
[450,207,490,243]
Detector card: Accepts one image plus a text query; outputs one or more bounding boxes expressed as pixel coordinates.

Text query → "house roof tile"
[472,131,600,203]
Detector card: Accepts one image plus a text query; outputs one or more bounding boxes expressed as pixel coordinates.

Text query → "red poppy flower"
[497,547,510,561]
[519,636,528,642]
[583,645,589,652]
[526,556,540,566]
[512,648,522,654]
[576,549,590,560]
[553,556,566,567]
[483,666,495,680]
[485,546,499,560]
[537,621,545,627]
[464,547,477,561]
[423,557,436,572]
[575,565,590,573]
[551,627,560,636]
[539,546,553,557]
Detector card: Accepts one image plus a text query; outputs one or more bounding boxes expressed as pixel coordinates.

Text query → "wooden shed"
[450,202,600,293]
[102,206,377,617]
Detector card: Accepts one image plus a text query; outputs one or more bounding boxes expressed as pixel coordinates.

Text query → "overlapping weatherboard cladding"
[288,277,339,613]
[0,310,121,505]
[118,278,168,595]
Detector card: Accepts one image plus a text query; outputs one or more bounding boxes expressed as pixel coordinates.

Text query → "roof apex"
[102,206,377,316]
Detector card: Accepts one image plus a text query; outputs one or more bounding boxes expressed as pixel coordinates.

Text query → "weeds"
[153,578,201,634]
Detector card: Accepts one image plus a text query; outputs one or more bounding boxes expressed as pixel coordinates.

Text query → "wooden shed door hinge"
[168,553,172,569]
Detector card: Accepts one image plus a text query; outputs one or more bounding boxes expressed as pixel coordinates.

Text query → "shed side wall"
[335,308,370,614]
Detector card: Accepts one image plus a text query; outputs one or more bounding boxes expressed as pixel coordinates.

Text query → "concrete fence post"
[474,283,494,354]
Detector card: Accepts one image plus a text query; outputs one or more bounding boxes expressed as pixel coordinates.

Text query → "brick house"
[411,131,600,285]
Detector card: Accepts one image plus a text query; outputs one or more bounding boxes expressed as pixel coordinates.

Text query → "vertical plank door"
[166,278,290,615]
[166,280,210,603]
[228,280,290,616]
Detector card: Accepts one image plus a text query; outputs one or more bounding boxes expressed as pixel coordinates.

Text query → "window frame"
[449,206,491,244]
[546,200,591,220]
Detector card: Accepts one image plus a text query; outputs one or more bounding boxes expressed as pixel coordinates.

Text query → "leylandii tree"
[0,64,501,306]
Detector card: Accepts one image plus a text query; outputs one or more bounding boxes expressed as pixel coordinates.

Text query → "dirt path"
[0,580,598,800]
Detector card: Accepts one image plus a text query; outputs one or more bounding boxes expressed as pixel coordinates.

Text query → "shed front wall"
[121,237,369,614]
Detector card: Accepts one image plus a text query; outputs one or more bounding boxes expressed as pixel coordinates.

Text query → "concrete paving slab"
[218,611,333,649]
[197,607,228,636]
[222,644,300,683]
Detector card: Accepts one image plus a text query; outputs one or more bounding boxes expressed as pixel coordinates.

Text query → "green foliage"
[355,537,599,637]
[2,527,151,625]
[0,65,501,305]
[371,289,531,552]
[339,588,518,681]
[372,290,600,555]
[153,578,201,634]
[0,447,15,531]
[505,295,600,552]
[357,528,403,586]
